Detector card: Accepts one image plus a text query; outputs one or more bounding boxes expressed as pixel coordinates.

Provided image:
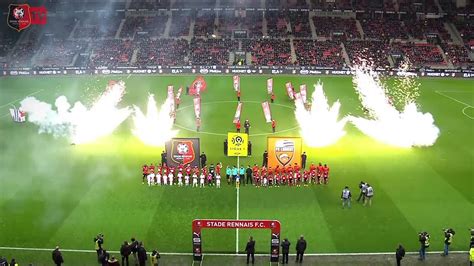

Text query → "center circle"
[174,101,299,137]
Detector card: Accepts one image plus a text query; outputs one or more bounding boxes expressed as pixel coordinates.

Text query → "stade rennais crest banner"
[227,133,248,157]
[267,137,302,168]
[166,138,200,167]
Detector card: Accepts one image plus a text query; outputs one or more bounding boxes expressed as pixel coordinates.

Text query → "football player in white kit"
[177,171,183,186]
[216,174,221,188]
[156,172,162,186]
[168,172,174,186]
[147,171,155,186]
[192,173,198,187]
[199,173,205,188]
[163,172,168,185]
[185,174,190,186]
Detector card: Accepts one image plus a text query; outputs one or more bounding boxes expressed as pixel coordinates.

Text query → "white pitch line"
[0,89,44,109]
[236,185,240,254]
[0,246,466,256]
[435,91,473,107]
[435,90,474,120]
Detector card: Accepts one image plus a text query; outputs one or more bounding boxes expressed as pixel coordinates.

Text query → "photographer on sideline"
[442,228,455,256]
[94,234,104,258]
[418,231,430,261]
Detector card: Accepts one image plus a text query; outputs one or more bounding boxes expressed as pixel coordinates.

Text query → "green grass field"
[0,74,472,265]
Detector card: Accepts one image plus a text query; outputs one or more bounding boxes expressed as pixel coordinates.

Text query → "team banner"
[267,137,302,168]
[227,132,248,156]
[165,138,200,167]
[167,85,174,99]
[9,106,26,122]
[233,102,242,123]
[267,78,273,94]
[233,75,240,92]
[193,97,201,118]
[285,82,294,100]
[300,84,307,103]
[294,92,304,105]
[176,86,183,100]
[190,76,207,95]
[261,101,272,123]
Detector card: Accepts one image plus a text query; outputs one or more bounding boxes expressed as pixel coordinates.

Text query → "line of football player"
[141,163,330,188]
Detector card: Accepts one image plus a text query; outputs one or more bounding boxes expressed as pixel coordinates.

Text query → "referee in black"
[246,165,253,185]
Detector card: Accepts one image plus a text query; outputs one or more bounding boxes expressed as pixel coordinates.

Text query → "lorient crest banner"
[166,138,200,167]
[267,137,302,168]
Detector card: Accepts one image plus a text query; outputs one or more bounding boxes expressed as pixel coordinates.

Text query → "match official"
[246,165,253,185]
[200,152,207,168]
[301,152,307,169]
[245,236,256,264]
[281,238,290,264]
[262,150,268,167]
[296,235,307,263]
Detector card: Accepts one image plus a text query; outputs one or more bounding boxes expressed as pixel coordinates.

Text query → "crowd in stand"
[169,11,192,37]
[392,42,446,67]
[442,44,471,66]
[289,11,312,38]
[190,38,238,65]
[244,39,292,66]
[294,40,345,68]
[266,11,290,38]
[194,11,216,37]
[121,15,168,38]
[34,39,86,67]
[89,40,135,68]
[217,10,240,38]
[345,40,391,68]
[136,39,189,66]
[360,18,408,40]
[312,17,360,39]
[241,11,263,38]
[405,18,452,42]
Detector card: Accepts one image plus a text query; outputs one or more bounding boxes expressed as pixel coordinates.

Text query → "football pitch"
[0,74,472,265]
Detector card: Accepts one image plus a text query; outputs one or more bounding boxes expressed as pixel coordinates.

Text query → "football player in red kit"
[186,164,192,176]
[254,172,260,188]
[275,173,281,187]
[303,170,310,186]
[142,164,148,184]
[216,162,222,176]
[323,164,330,184]
[317,163,324,184]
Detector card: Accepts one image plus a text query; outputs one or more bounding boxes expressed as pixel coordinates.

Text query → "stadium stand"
[169,11,192,37]
[345,40,391,68]
[121,15,168,38]
[89,40,134,67]
[194,11,216,38]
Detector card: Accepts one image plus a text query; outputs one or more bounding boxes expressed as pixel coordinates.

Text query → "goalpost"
[192,219,281,262]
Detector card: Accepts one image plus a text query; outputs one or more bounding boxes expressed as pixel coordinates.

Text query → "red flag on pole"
[233,102,242,124]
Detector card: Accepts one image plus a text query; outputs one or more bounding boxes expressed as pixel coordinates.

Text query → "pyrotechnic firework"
[20,80,132,144]
[294,81,348,147]
[132,94,177,146]
[349,65,439,147]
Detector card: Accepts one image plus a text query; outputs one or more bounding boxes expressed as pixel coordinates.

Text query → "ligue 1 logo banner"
[267,137,302,168]
[165,138,200,167]
[227,132,248,157]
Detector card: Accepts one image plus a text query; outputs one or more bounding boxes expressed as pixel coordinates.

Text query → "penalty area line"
[0,246,466,256]
[435,91,474,120]
[0,89,44,109]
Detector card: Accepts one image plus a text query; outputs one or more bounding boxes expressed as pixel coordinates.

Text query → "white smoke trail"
[349,66,440,147]
[20,81,132,144]
[132,94,178,146]
[294,81,348,147]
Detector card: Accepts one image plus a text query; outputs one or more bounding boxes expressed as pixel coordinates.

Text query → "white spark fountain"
[294,81,348,147]
[20,80,132,144]
[132,94,177,146]
[349,66,439,147]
